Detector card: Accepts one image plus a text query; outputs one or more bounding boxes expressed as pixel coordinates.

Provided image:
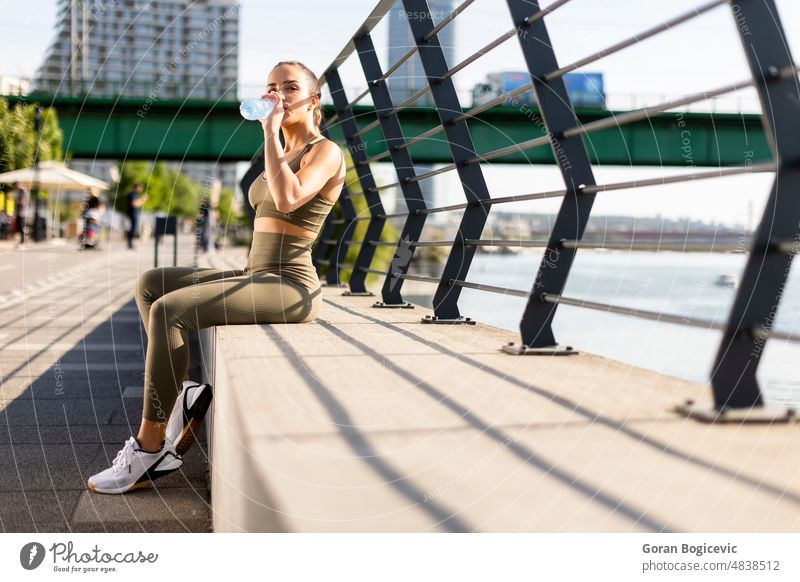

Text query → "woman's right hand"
[260,91,285,136]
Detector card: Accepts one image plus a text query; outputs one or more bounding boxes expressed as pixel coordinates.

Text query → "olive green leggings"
[134,232,321,422]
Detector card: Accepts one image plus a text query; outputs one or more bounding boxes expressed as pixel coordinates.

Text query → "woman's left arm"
[265,136,344,213]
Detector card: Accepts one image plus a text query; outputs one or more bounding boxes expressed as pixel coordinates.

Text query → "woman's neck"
[282,127,321,152]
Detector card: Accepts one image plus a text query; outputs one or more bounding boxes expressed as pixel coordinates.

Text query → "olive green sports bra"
[248,137,339,234]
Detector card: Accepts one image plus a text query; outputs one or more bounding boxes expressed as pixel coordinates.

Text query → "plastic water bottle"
[239,97,275,121]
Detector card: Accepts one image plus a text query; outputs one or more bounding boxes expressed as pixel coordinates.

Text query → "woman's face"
[265,65,316,126]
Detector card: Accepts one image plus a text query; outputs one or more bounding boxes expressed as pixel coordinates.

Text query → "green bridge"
[4,94,769,166]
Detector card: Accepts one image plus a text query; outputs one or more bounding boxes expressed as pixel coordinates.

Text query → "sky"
[1,0,799,226]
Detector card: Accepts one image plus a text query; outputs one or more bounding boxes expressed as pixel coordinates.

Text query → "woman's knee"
[150,294,195,332]
[136,267,161,297]
[149,294,179,329]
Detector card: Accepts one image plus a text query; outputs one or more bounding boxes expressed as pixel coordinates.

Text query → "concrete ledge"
[200,286,800,533]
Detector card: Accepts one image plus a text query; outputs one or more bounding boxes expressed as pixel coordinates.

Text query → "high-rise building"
[33,0,240,192]
[386,0,456,217]
[35,0,238,98]
[387,0,456,106]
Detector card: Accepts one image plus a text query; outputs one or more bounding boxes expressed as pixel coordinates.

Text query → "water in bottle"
[240,97,275,121]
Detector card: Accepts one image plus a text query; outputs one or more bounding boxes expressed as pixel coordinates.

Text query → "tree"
[216,186,245,228]
[0,99,62,173]
[163,168,197,219]
[0,98,64,211]
[112,160,201,220]
[111,160,150,214]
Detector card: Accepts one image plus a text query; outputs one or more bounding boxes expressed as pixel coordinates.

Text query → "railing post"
[403,0,492,323]
[503,0,599,354]
[313,125,359,287]
[325,67,386,296]
[353,32,426,308]
[681,0,800,420]
[317,185,359,287]
[312,213,336,268]
[153,215,178,268]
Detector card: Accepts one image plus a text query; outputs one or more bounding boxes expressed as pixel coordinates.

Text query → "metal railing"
[244,0,800,421]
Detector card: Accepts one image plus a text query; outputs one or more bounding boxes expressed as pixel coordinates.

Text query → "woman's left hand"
[260,91,285,136]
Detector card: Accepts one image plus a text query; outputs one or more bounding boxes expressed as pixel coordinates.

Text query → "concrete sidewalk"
[1,236,215,532]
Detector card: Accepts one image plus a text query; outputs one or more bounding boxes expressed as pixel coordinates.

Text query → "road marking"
[53,363,144,371]
[25,316,141,323]
[3,343,141,351]
[123,386,144,398]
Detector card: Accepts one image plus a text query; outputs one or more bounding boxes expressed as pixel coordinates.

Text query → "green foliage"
[0,98,63,176]
[216,186,246,229]
[112,160,203,220]
[110,160,149,213]
[164,170,197,218]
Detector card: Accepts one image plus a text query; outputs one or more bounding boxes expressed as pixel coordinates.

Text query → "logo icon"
[20,542,46,570]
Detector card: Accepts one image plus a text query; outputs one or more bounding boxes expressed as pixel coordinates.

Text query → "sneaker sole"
[87,479,147,495]
[87,454,183,494]
[174,384,213,456]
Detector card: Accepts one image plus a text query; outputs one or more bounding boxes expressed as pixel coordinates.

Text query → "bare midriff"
[253,217,317,240]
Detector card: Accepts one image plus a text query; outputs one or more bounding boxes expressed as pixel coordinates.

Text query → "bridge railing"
[249,0,800,422]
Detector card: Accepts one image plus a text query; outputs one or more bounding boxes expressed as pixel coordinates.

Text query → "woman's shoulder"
[304,137,344,166]
[319,137,345,162]
[310,136,339,152]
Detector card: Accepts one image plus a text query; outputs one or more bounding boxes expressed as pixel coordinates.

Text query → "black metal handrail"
[242,0,800,419]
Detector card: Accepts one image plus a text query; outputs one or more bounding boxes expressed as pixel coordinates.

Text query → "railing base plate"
[421,315,476,325]
[501,342,578,356]
[342,291,375,297]
[373,301,415,309]
[674,401,799,424]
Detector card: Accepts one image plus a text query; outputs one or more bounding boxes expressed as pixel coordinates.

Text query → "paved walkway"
[1,236,213,532]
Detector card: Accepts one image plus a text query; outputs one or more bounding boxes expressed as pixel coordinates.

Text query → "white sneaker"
[87,436,183,494]
[166,381,213,455]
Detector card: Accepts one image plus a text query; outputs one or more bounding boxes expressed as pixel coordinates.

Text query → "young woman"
[87,61,346,494]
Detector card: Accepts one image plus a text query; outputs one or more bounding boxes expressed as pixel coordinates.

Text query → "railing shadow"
[322,298,800,509]
[262,319,671,532]
[0,297,208,532]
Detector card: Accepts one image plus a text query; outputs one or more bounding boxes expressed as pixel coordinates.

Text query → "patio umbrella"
[0,161,110,192]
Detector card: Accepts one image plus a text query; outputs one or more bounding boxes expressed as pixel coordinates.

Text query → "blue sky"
[2,0,799,225]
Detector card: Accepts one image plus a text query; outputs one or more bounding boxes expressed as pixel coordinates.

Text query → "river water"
[403,250,800,406]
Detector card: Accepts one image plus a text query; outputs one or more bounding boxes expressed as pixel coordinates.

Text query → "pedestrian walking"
[195,195,216,254]
[12,181,30,250]
[126,183,147,249]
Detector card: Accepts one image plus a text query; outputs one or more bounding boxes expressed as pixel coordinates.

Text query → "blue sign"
[473,71,606,109]
[564,72,605,107]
